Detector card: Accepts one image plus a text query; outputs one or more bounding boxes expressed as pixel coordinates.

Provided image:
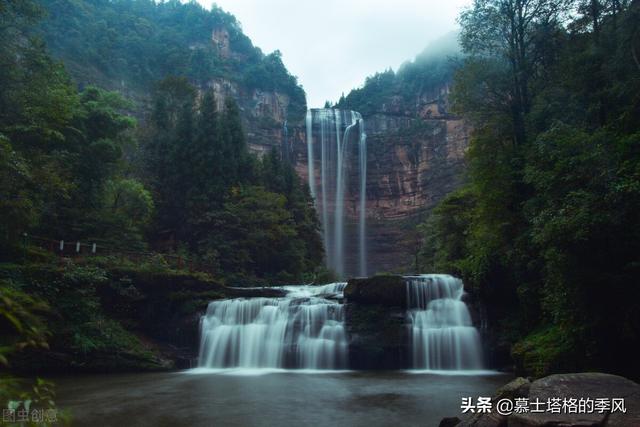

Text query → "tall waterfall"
[306,109,367,278]
[198,284,348,369]
[405,275,483,370]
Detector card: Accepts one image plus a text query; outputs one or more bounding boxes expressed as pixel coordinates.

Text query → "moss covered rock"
[1,263,234,373]
[345,303,410,369]
[511,325,578,378]
[344,275,406,307]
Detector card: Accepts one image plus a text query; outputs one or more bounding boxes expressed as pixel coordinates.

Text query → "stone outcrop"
[344,275,407,307]
[445,373,640,427]
[343,275,411,368]
[205,77,297,157]
[344,302,410,369]
[211,28,230,59]
[362,111,468,221]
[358,110,469,273]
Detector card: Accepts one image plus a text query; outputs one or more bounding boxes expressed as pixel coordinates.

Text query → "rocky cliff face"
[37,0,467,275]
[285,85,469,274]
[206,76,297,157]
[359,105,469,273]
[204,64,468,276]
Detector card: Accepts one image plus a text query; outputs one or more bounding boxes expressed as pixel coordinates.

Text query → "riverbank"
[1,261,229,373]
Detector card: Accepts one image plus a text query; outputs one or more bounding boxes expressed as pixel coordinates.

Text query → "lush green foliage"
[0,276,72,424]
[1,0,323,282]
[418,0,640,379]
[143,77,323,282]
[1,0,149,253]
[335,32,461,116]
[0,280,50,366]
[36,0,306,121]
[0,0,323,401]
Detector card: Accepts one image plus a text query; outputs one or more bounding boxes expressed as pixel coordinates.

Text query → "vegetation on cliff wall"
[0,0,326,397]
[1,259,228,375]
[35,0,306,121]
[142,77,324,283]
[335,33,460,117]
[418,0,640,380]
[1,0,324,284]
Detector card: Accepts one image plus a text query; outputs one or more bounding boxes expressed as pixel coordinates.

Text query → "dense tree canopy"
[143,78,324,282]
[35,0,307,121]
[418,0,640,379]
[335,32,461,116]
[1,0,324,283]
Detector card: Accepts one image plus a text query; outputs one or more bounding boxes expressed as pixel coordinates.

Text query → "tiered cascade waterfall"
[405,274,484,370]
[198,283,348,369]
[306,108,367,278]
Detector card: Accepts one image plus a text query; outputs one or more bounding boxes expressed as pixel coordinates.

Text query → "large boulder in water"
[344,275,406,307]
[456,378,530,427]
[344,275,410,368]
[449,373,639,427]
[510,372,639,427]
[224,287,288,298]
[344,303,410,369]
[439,417,462,427]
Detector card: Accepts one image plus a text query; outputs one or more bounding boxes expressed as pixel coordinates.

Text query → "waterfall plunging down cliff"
[306,109,367,278]
[197,283,348,370]
[406,274,483,370]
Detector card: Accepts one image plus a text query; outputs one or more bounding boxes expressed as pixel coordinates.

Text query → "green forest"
[1,0,324,277]
[415,0,640,380]
[1,0,640,423]
[336,0,639,382]
[37,0,307,120]
[0,0,325,403]
[335,32,461,116]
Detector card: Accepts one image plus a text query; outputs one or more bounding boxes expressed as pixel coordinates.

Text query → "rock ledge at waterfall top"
[442,373,640,427]
[344,275,406,307]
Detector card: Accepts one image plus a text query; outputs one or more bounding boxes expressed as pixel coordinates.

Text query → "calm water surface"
[54,370,510,427]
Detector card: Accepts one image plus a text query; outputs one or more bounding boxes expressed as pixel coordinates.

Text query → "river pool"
[54,369,509,426]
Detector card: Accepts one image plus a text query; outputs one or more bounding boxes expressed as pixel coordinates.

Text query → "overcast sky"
[198,0,471,107]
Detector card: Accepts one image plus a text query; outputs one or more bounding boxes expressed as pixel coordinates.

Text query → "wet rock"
[344,303,410,369]
[509,373,639,427]
[440,373,640,427]
[494,377,530,401]
[604,390,640,427]
[439,416,462,427]
[458,412,506,427]
[225,287,288,298]
[344,275,406,307]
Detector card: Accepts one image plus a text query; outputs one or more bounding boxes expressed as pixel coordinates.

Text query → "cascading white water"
[198,283,348,369]
[405,274,483,370]
[305,112,315,200]
[358,121,367,277]
[306,108,367,278]
[320,111,331,267]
